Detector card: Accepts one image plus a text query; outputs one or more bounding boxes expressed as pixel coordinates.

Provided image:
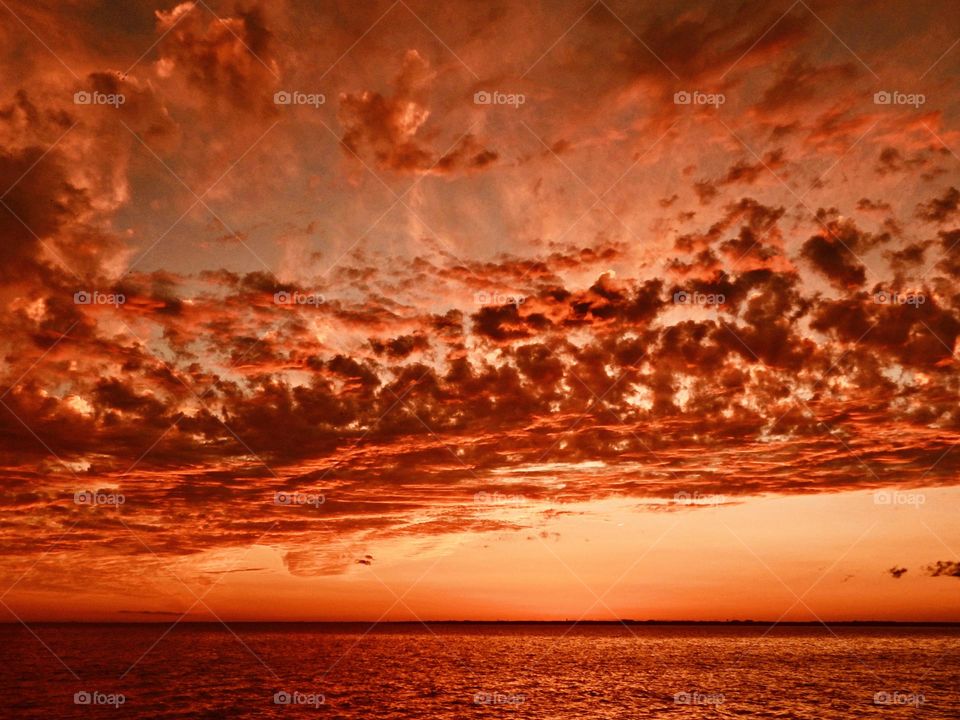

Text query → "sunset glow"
[1,0,959,629]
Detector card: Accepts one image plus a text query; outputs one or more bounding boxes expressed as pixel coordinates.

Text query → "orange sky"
[0,0,959,623]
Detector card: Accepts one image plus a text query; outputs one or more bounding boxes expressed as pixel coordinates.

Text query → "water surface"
[2,623,957,718]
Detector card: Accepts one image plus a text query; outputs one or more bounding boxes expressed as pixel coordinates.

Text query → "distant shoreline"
[5,619,960,626]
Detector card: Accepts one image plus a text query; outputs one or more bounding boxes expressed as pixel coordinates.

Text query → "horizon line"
[6,619,960,626]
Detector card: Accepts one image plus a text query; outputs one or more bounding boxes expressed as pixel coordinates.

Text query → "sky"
[0,0,959,623]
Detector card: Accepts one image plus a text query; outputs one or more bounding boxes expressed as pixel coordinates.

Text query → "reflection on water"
[2,624,958,718]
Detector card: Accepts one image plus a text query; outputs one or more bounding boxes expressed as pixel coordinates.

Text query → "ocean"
[2,623,957,718]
